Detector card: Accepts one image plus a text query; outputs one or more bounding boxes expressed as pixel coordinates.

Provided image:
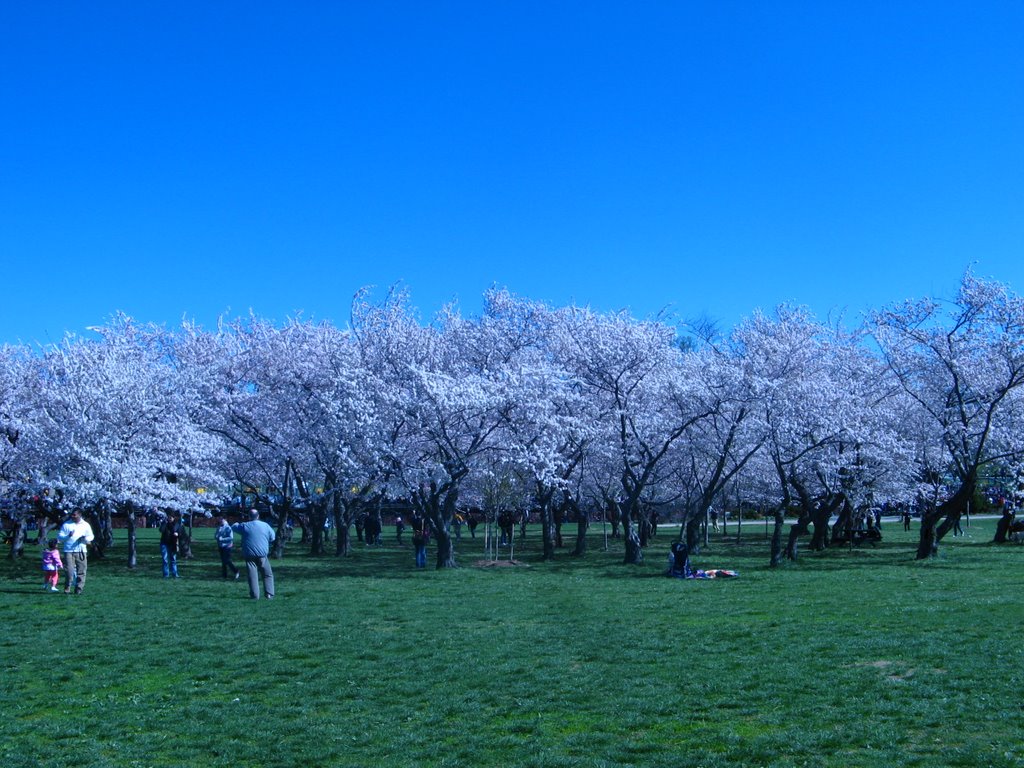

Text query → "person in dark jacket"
[160,513,182,578]
[411,512,429,568]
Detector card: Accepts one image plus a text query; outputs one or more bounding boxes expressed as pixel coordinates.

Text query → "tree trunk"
[917,512,938,559]
[784,515,811,560]
[8,518,27,559]
[536,486,557,561]
[272,500,290,559]
[434,527,457,568]
[412,481,462,568]
[621,500,643,564]
[36,513,56,550]
[916,475,975,560]
[331,486,352,556]
[769,509,786,567]
[126,508,138,569]
[572,511,589,557]
[831,499,854,545]
[541,504,555,561]
[683,513,703,554]
[101,503,115,552]
[808,503,834,550]
[623,527,643,564]
[607,501,621,538]
[335,523,351,556]
[309,502,328,556]
[86,509,108,560]
[638,510,653,548]
[179,518,193,560]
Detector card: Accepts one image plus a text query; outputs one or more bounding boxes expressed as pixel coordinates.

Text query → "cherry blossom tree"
[27,317,227,564]
[659,339,768,555]
[0,346,31,485]
[480,292,597,560]
[7,271,1022,576]
[870,272,1024,558]
[0,344,41,557]
[351,288,516,568]
[550,306,698,564]
[179,316,373,558]
[732,307,916,565]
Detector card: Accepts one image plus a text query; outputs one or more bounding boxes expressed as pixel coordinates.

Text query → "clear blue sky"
[2,2,1022,345]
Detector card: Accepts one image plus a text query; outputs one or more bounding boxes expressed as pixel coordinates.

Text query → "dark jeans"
[219,546,239,577]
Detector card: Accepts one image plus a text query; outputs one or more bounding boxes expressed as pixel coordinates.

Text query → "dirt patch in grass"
[848,660,949,681]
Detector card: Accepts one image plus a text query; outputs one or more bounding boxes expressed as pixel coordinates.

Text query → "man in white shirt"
[56,509,94,595]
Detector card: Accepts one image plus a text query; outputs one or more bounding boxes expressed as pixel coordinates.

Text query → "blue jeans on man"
[161,543,179,578]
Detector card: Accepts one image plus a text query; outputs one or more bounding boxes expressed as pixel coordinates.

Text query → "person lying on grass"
[667,540,738,579]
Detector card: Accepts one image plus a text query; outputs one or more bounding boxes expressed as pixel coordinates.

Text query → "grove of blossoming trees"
[2,273,1023,567]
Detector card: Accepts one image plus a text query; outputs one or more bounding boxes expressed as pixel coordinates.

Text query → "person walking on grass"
[41,538,63,592]
[232,509,276,599]
[215,517,240,580]
[56,509,94,595]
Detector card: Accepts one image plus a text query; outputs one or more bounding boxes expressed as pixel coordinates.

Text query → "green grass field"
[1,519,1022,768]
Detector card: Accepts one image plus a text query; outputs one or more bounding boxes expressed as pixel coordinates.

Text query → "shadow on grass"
[0,586,62,595]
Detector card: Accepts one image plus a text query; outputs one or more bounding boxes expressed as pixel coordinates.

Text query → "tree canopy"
[3,273,1023,564]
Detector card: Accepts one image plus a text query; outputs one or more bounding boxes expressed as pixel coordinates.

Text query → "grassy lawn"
[1,519,1022,768]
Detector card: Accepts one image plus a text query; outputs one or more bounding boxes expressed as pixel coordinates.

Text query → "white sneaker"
[49,587,59,592]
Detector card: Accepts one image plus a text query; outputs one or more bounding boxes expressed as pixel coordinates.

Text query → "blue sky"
[2,2,1022,345]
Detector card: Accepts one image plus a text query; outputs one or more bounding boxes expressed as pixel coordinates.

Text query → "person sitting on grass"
[994,506,1016,543]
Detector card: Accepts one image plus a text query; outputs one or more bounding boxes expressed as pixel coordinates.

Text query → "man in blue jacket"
[232,509,276,599]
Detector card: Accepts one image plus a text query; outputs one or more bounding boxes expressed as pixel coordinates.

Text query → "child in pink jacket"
[42,538,63,592]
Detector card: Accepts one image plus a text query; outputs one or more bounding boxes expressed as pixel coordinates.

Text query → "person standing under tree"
[160,513,182,578]
[215,517,240,580]
[411,511,428,568]
[232,509,276,599]
[57,509,94,595]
